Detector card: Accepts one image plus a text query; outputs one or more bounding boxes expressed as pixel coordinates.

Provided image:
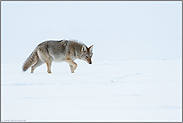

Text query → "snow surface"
[1,59,182,122]
[1,1,182,122]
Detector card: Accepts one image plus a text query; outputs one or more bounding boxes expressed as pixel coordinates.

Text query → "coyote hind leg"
[31,58,44,73]
[37,49,52,74]
[69,64,75,73]
[45,61,52,73]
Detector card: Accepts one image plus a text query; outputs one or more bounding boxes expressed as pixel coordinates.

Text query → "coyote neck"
[74,44,83,59]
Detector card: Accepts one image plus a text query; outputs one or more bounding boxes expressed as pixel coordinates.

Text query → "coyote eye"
[86,56,88,58]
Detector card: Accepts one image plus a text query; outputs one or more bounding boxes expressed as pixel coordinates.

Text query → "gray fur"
[22,40,93,73]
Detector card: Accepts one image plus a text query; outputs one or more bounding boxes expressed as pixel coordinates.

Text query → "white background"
[1,1,182,122]
[1,1,182,63]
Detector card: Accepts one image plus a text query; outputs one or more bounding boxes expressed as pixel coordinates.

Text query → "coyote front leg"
[66,58,77,73]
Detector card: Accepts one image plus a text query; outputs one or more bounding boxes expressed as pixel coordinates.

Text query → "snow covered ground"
[1,1,182,122]
[1,59,182,122]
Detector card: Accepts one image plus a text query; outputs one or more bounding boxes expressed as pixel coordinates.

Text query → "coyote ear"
[81,45,87,53]
[89,45,93,53]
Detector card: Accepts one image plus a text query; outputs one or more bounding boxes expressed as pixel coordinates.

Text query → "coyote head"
[80,45,93,64]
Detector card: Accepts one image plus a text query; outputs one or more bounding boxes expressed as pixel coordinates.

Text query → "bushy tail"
[22,49,38,72]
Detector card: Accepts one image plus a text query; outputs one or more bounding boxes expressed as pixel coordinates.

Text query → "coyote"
[22,40,93,73]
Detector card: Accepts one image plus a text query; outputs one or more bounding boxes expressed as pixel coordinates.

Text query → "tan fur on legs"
[66,58,77,73]
[37,49,52,74]
[31,67,35,73]
[69,65,74,73]
[31,58,44,73]
[45,61,52,73]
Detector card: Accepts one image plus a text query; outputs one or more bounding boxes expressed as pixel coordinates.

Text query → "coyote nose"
[89,62,92,64]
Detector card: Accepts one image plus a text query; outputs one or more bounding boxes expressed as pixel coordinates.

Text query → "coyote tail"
[22,49,38,72]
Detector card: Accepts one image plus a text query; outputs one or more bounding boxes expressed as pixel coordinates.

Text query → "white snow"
[1,1,182,122]
[1,59,182,122]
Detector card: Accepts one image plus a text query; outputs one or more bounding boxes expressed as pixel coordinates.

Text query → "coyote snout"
[87,59,92,64]
[22,40,93,73]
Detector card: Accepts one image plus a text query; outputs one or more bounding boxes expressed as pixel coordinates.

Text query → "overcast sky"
[1,1,182,63]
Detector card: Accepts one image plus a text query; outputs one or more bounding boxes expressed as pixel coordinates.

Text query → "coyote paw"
[31,68,34,73]
[47,71,52,74]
